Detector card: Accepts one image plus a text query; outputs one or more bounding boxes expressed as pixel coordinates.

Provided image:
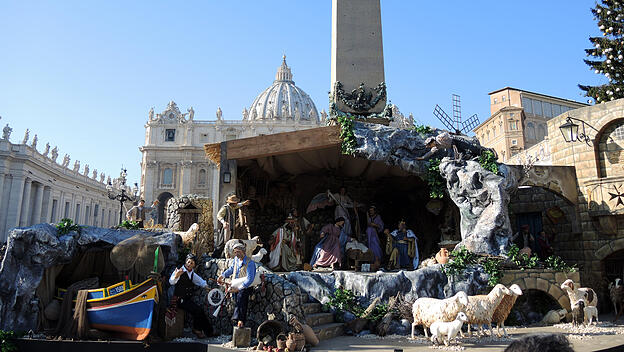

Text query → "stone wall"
[509,187,577,259]
[166,194,214,254]
[187,257,307,336]
[499,269,580,312]
[546,99,624,299]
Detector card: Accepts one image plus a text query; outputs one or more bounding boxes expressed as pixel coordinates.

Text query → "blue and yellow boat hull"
[57,278,158,340]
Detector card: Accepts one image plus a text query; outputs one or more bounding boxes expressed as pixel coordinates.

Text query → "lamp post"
[106,168,139,225]
[559,116,599,145]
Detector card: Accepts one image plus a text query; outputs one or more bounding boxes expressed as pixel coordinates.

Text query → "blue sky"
[0,1,603,186]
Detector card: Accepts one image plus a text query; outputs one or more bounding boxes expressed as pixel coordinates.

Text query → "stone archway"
[595,239,624,261]
[157,192,174,225]
[501,269,580,311]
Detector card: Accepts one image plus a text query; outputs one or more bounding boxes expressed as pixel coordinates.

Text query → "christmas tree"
[579,0,624,103]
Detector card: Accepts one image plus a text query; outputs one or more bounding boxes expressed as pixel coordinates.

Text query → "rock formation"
[0,224,179,332]
[438,160,515,255]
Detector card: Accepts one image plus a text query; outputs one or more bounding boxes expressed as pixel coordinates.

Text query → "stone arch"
[511,277,569,311]
[156,191,174,225]
[594,239,624,261]
[594,117,624,178]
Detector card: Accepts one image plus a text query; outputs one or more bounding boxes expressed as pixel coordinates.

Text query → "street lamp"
[559,118,579,143]
[559,116,599,146]
[107,168,139,225]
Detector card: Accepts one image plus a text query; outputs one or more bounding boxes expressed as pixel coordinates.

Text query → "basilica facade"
[139,57,325,223]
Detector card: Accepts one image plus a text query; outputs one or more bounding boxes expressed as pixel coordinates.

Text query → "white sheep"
[224,236,262,259]
[584,305,599,325]
[463,284,511,337]
[561,279,598,308]
[176,223,200,245]
[411,291,469,338]
[430,312,468,346]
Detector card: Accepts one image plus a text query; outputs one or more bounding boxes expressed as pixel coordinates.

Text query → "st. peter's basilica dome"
[246,56,319,123]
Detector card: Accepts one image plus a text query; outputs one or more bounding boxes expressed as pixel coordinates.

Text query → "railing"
[507,139,551,165]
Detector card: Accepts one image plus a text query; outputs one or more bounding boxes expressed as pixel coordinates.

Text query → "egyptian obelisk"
[330,0,386,115]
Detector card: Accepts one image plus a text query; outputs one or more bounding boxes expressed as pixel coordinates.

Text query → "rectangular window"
[75,204,81,224]
[165,129,176,142]
[522,97,533,114]
[85,206,90,224]
[51,199,58,222]
[509,120,518,130]
[65,202,70,218]
[200,133,209,142]
[512,139,518,145]
[543,102,552,118]
[494,98,498,104]
[532,100,543,116]
[163,168,173,185]
[502,95,506,102]
[552,104,562,117]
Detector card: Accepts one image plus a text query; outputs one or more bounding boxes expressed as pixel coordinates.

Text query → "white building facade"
[139,57,325,223]
[0,130,121,242]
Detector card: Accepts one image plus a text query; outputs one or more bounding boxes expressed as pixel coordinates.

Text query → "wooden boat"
[56,278,158,340]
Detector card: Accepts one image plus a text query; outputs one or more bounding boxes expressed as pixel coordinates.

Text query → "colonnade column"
[19,178,32,227]
[31,183,44,225]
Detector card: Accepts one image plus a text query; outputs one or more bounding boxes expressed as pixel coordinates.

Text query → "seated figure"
[268,215,300,271]
[310,217,348,270]
[386,220,419,270]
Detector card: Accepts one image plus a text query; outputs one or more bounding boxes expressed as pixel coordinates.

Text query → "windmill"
[433,94,480,134]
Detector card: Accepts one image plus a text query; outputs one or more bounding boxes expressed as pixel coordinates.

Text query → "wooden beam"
[222,126,341,160]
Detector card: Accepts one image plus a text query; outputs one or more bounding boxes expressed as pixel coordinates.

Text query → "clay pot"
[435,248,450,265]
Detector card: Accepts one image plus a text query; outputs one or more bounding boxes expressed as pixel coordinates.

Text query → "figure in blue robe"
[386,221,419,270]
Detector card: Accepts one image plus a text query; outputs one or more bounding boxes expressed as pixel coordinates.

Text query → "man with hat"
[217,242,256,328]
[215,194,251,256]
[268,213,301,271]
[126,199,159,228]
[169,253,214,338]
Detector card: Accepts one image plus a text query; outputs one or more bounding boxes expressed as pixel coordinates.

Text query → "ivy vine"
[478,150,500,175]
[56,218,81,236]
[411,124,432,134]
[426,158,446,199]
[337,115,357,155]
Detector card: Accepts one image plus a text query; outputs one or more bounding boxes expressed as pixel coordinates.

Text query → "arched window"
[163,168,173,185]
[537,124,546,141]
[526,122,536,140]
[198,169,207,186]
[598,119,624,178]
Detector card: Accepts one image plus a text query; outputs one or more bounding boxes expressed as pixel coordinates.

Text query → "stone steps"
[303,302,322,315]
[312,322,345,341]
[305,312,334,327]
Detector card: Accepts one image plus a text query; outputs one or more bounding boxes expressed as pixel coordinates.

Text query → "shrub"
[56,218,81,235]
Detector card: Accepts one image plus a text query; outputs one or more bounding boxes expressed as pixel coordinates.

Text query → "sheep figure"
[177,223,200,245]
[430,312,468,346]
[584,305,599,325]
[540,309,568,325]
[609,278,624,321]
[571,300,585,327]
[463,284,511,337]
[411,291,469,338]
[560,279,598,308]
[491,284,523,337]
[224,236,262,259]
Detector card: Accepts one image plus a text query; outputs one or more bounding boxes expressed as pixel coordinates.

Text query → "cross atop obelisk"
[330,0,387,118]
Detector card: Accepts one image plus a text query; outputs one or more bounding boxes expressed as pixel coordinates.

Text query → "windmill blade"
[452,94,461,125]
[433,105,455,132]
[461,114,480,133]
